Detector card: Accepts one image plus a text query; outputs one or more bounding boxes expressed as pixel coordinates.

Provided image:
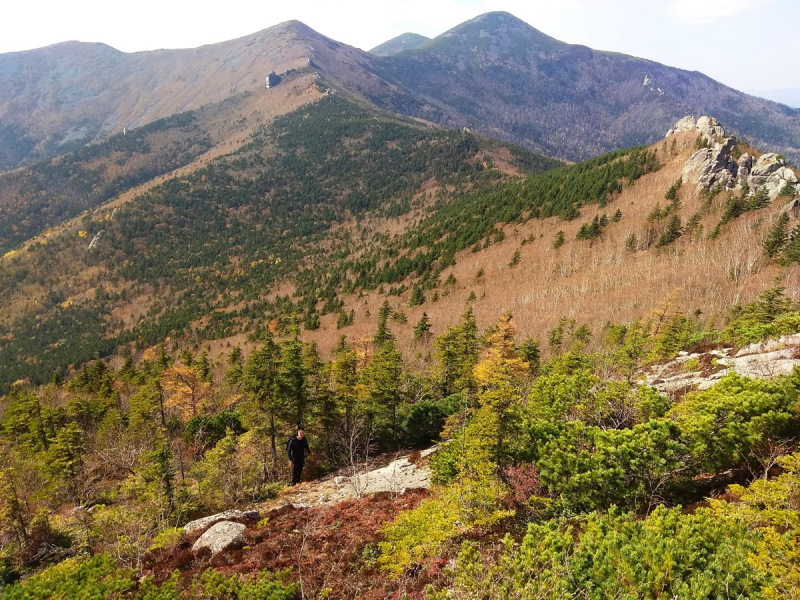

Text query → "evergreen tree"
[435,306,479,396]
[224,346,244,385]
[358,337,404,447]
[763,212,790,258]
[508,249,522,267]
[410,284,425,307]
[656,215,682,247]
[196,351,211,383]
[277,329,308,428]
[520,337,541,377]
[241,333,282,467]
[374,300,394,345]
[331,341,358,438]
[413,312,432,341]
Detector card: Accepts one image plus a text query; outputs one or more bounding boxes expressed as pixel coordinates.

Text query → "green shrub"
[2,554,136,600]
[439,506,766,599]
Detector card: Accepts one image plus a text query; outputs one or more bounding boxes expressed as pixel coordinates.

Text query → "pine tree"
[553,230,565,248]
[410,284,425,307]
[374,300,393,345]
[241,333,282,467]
[358,337,404,446]
[277,330,308,428]
[413,312,432,341]
[656,215,682,247]
[520,337,541,377]
[612,208,623,222]
[508,249,521,267]
[763,212,790,258]
[224,346,244,385]
[196,351,211,382]
[783,226,800,264]
[435,306,479,396]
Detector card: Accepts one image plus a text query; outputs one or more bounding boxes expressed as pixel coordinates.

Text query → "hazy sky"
[2,0,798,95]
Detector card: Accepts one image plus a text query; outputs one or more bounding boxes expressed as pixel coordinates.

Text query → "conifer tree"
[763,212,790,258]
[241,333,282,466]
[358,337,404,447]
[374,300,394,345]
[413,312,432,341]
[196,351,211,382]
[656,215,682,247]
[277,329,308,428]
[410,284,425,307]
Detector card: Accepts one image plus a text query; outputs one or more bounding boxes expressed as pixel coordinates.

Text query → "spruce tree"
[656,215,682,247]
[763,212,789,258]
[413,312,432,341]
[374,300,393,345]
[410,284,425,307]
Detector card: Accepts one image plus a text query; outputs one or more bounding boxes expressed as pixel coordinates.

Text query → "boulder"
[781,198,800,219]
[696,115,726,141]
[681,137,738,190]
[191,521,246,555]
[183,509,259,535]
[87,230,106,251]
[737,153,753,187]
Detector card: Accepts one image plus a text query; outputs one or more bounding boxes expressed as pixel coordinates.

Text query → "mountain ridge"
[2,11,799,171]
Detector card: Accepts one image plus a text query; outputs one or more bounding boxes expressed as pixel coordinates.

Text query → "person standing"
[287,428,310,486]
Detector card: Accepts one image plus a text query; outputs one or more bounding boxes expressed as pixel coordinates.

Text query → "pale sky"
[2,0,798,97]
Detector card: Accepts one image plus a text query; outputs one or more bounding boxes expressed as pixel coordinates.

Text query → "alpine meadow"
[2,8,800,599]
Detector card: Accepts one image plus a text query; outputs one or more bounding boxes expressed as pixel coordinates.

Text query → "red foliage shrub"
[502,463,542,509]
[141,490,438,599]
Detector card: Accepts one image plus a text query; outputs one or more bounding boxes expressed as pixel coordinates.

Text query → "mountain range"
[1,11,799,170]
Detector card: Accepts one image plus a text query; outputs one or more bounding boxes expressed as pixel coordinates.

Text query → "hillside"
[2,12,799,172]
[369,33,430,56]
[0,96,560,391]
[2,93,799,396]
[369,12,800,162]
[0,72,324,253]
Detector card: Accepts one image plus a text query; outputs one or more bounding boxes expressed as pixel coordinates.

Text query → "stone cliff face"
[669,116,798,200]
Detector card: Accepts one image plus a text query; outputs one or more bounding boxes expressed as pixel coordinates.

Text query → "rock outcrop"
[87,230,106,251]
[191,521,247,555]
[667,116,798,200]
[645,333,800,394]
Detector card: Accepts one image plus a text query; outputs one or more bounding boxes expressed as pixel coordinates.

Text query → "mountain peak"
[369,32,430,56]
[427,11,567,55]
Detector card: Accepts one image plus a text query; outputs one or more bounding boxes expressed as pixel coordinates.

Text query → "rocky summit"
[671,115,799,198]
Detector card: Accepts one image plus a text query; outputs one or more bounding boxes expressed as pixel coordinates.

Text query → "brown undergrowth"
[142,490,435,599]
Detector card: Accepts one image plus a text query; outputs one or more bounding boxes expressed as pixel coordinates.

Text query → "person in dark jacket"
[287,428,310,485]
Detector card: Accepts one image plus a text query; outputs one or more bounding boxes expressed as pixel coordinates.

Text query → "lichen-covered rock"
[183,509,259,535]
[191,521,246,555]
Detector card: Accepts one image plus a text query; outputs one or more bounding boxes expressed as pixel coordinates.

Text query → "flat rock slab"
[191,521,246,555]
[184,509,259,535]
